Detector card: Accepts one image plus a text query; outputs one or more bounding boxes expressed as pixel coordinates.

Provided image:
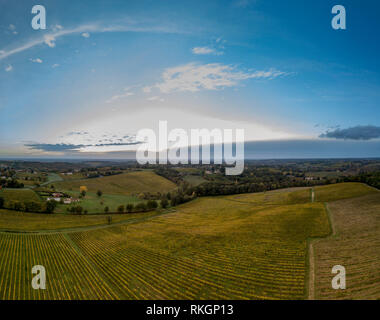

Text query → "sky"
[0,0,380,159]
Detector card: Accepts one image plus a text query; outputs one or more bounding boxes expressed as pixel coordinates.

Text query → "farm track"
[307,203,335,300]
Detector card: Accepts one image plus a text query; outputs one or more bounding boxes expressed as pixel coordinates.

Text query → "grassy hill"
[0,188,41,204]
[49,170,177,195]
[313,182,376,202]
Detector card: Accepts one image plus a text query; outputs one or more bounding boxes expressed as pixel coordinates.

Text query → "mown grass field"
[0,182,377,299]
[49,171,176,195]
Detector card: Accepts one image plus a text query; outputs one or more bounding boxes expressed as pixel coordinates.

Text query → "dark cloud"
[319,125,380,141]
[25,142,141,152]
[24,143,83,152]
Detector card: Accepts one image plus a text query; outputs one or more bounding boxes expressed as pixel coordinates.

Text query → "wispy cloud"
[0,21,186,61]
[147,96,165,102]
[149,62,288,93]
[44,34,56,48]
[5,64,13,72]
[320,125,380,141]
[30,58,43,63]
[192,47,216,55]
[192,37,226,55]
[106,90,134,104]
[81,32,90,38]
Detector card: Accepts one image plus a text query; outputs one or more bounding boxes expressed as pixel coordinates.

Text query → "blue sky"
[0,0,380,158]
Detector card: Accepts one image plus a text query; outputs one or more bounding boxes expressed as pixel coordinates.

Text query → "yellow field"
[313,182,376,202]
[0,182,377,300]
[69,200,330,299]
[0,233,118,299]
[49,171,177,195]
[313,192,380,299]
[0,209,160,232]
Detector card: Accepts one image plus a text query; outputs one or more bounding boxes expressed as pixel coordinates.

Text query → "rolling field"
[313,192,380,299]
[0,183,377,299]
[69,200,330,299]
[0,188,42,204]
[313,182,376,202]
[49,171,176,195]
[0,209,160,232]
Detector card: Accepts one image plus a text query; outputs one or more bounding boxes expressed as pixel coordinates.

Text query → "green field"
[0,182,377,299]
[0,188,42,204]
[55,191,142,214]
[313,182,376,202]
[183,175,208,186]
[49,171,176,195]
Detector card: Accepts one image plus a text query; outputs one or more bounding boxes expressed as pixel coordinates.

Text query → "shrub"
[160,198,169,209]
[147,200,158,210]
[135,202,147,212]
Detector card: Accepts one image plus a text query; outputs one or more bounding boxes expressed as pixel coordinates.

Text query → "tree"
[126,203,134,213]
[97,190,103,197]
[25,201,42,213]
[135,202,147,212]
[104,206,109,214]
[81,190,87,197]
[117,205,125,213]
[160,198,169,209]
[0,197,4,209]
[75,206,83,215]
[147,200,158,210]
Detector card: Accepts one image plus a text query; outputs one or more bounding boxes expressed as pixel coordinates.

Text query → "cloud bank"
[319,125,380,140]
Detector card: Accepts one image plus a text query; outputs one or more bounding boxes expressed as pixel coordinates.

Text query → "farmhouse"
[47,197,61,202]
[52,192,63,197]
[63,198,80,204]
